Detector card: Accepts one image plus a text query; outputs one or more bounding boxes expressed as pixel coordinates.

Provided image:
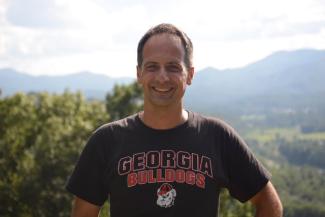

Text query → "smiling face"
[137,33,194,110]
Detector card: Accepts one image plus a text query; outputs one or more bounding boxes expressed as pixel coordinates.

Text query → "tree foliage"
[279,140,325,169]
[271,164,325,217]
[0,91,108,217]
[105,81,143,121]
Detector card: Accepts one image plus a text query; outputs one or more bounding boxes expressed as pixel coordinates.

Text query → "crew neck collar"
[135,110,193,133]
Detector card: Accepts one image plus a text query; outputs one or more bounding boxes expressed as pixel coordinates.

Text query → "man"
[66,23,283,217]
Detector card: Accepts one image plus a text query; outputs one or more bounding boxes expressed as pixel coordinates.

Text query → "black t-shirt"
[66,111,270,217]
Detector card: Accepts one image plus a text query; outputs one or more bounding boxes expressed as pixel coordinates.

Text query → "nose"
[156,67,169,83]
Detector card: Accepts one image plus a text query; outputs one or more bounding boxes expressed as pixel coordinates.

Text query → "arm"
[250,181,283,217]
[71,196,101,217]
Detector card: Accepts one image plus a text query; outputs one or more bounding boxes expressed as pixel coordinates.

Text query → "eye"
[145,64,159,72]
[166,64,182,73]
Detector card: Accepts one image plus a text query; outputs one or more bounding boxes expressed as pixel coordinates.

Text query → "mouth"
[152,87,174,93]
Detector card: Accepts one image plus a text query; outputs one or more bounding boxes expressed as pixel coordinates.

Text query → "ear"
[186,67,195,85]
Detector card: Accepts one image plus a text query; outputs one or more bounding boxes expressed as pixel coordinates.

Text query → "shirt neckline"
[135,110,193,134]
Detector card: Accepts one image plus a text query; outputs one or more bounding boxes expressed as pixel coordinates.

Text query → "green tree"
[0,91,109,217]
[105,81,143,121]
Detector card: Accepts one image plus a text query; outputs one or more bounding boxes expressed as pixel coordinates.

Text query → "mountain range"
[0,69,133,99]
[1,49,324,111]
[185,49,325,112]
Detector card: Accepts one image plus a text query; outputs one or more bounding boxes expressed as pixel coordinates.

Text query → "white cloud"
[0,0,325,77]
[0,0,7,21]
[195,27,325,71]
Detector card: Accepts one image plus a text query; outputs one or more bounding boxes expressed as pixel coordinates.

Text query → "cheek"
[170,74,187,82]
[137,74,149,85]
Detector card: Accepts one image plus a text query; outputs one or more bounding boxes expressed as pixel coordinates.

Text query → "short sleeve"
[66,127,110,206]
[221,125,271,202]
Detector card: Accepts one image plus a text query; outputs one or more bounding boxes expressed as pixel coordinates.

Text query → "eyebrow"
[143,61,183,67]
[166,62,181,65]
[143,62,158,67]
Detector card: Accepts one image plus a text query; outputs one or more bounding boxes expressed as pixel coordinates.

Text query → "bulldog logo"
[156,183,176,208]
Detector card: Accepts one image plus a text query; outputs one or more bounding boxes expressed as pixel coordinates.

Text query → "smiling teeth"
[154,87,171,92]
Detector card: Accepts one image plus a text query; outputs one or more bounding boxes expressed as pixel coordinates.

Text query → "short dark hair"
[137,23,193,70]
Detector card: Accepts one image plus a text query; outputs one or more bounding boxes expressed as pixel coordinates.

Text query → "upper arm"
[250,181,283,217]
[71,196,101,217]
[66,128,110,207]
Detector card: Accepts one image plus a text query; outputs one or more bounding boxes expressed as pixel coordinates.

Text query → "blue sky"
[0,0,325,77]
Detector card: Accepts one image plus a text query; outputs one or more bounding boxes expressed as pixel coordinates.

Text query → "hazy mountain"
[1,49,324,110]
[185,49,325,112]
[0,69,133,99]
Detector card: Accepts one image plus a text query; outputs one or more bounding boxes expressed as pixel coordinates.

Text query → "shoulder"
[95,113,139,133]
[84,114,139,149]
[190,111,236,134]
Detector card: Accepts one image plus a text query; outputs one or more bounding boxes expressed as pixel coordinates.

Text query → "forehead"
[142,33,185,63]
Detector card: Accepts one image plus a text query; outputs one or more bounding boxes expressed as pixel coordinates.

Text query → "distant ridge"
[1,49,325,110]
[0,69,134,99]
[185,49,325,111]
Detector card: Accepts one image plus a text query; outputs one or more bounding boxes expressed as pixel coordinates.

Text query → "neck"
[139,104,188,130]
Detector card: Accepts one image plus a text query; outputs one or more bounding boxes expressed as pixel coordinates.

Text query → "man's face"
[137,34,194,109]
